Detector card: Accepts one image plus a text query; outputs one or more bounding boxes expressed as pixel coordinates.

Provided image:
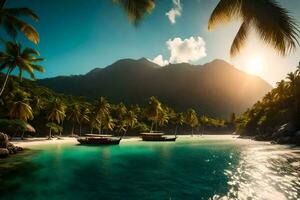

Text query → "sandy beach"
[11,135,254,148]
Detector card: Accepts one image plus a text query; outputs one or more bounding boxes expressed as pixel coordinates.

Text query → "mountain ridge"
[38,58,272,118]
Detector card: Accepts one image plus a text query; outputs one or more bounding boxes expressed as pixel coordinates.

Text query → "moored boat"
[140,132,177,142]
[77,137,121,145]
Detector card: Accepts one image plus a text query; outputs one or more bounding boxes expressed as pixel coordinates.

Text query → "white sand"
[11,134,257,148]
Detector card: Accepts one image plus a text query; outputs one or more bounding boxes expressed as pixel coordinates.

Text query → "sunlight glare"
[246,57,263,75]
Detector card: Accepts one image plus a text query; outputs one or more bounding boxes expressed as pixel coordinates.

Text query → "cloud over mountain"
[167,36,206,63]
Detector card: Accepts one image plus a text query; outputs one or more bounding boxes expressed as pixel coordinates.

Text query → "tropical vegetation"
[236,63,300,139]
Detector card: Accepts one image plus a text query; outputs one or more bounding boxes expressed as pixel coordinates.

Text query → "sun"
[246,57,263,75]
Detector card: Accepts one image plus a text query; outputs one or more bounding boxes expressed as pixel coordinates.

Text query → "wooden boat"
[77,137,121,145]
[140,132,177,142]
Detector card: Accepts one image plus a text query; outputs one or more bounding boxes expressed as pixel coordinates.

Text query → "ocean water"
[0,136,300,200]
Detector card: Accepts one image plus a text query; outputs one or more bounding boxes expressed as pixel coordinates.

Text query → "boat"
[77,136,121,145]
[140,132,177,142]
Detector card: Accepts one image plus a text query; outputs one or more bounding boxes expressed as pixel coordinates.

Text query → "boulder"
[0,148,9,158]
[0,132,9,148]
[272,123,297,139]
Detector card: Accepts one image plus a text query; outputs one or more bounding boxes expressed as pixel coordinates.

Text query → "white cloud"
[148,55,169,66]
[167,36,207,63]
[166,0,182,24]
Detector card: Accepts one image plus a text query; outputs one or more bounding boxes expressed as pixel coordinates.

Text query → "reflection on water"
[0,137,300,200]
[212,144,300,200]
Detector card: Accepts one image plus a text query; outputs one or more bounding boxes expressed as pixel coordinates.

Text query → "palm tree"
[173,112,184,137]
[67,103,81,136]
[0,0,39,44]
[208,0,299,57]
[46,98,66,139]
[157,109,169,129]
[113,0,155,25]
[0,41,44,97]
[122,110,138,136]
[145,96,163,132]
[46,122,63,138]
[185,109,199,136]
[79,107,90,135]
[7,89,33,121]
[102,114,115,134]
[94,97,110,134]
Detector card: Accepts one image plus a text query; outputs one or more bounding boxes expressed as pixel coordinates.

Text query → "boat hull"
[77,137,121,145]
[141,136,177,142]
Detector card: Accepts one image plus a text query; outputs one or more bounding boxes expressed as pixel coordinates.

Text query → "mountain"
[38,58,272,118]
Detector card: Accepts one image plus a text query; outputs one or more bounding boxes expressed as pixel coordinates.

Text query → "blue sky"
[3,0,300,85]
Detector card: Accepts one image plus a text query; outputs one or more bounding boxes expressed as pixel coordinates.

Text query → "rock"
[272,123,297,139]
[0,132,9,148]
[0,148,9,158]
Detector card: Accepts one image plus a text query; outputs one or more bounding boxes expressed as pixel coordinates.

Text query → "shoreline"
[11,134,260,148]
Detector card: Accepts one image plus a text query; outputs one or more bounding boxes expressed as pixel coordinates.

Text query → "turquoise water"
[1,137,300,200]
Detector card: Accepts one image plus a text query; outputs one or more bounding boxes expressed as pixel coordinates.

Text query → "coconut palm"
[208,0,299,57]
[113,0,155,25]
[0,41,44,97]
[67,103,81,136]
[94,97,111,134]
[173,112,184,136]
[7,89,33,121]
[185,109,199,136]
[79,107,90,135]
[46,98,66,139]
[102,114,115,133]
[157,109,169,128]
[46,122,63,138]
[123,110,138,134]
[0,0,39,44]
[145,96,163,132]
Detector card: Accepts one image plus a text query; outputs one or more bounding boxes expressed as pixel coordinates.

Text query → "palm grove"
[0,0,299,139]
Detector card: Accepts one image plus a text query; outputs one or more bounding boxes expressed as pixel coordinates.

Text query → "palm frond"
[22,47,40,56]
[6,8,39,21]
[230,22,249,56]
[208,0,242,31]
[113,0,155,25]
[244,0,300,56]
[7,16,39,44]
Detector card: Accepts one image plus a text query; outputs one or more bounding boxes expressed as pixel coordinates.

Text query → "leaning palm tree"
[0,41,44,97]
[79,107,90,135]
[7,89,33,121]
[102,114,115,134]
[0,0,39,44]
[208,0,299,57]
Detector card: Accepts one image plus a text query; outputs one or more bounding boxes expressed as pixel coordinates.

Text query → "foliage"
[0,118,28,135]
[46,122,63,134]
[237,63,300,135]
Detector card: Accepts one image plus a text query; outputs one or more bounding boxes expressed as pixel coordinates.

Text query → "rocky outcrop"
[0,132,9,148]
[0,132,23,158]
[271,123,300,145]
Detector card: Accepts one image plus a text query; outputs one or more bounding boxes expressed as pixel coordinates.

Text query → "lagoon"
[1,136,300,200]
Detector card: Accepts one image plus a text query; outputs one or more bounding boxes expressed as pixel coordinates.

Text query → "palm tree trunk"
[48,129,52,140]
[21,131,25,140]
[79,124,82,136]
[150,121,154,133]
[175,125,178,137]
[71,123,75,136]
[191,128,194,137]
[0,68,12,97]
[90,127,93,134]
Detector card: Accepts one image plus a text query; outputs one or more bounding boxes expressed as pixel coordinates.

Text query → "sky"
[3,0,300,86]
